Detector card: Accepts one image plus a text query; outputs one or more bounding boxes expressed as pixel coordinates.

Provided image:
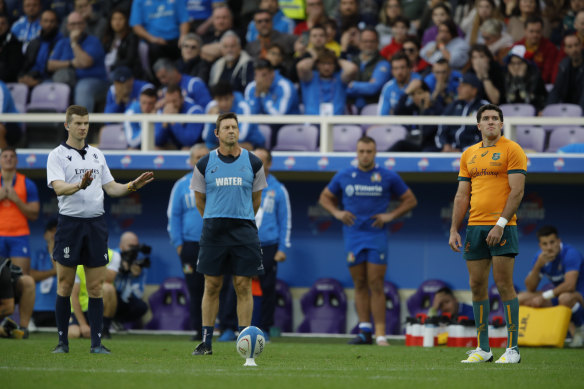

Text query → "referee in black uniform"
[47,105,154,353]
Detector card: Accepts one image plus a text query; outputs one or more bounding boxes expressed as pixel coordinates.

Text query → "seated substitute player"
[428,286,474,320]
[190,112,267,356]
[518,225,584,347]
[449,103,527,364]
[319,136,417,346]
[47,105,154,354]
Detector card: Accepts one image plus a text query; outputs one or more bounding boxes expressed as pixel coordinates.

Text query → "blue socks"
[55,295,70,346]
[88,298,103,348]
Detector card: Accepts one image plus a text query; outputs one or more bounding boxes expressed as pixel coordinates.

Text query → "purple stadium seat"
[7,83,28,113]
[274,279,293,332]
[515,126,546,152]
[258,124,272,149]
[488,284,504,324]
[145,277,191,330]
[272,124,319,151]
[366,125,407,151]
[488,283,520,324]
[384,281,401,335]
[360,103,378,116]
[27,82,70,113]
[99,124,127,150]
[547,127,584,152]
[500,103,536,118]
[297,278,347,333]
[542,103,583,118]
[333,125,362,151]
[541,103,583,131]
[406,279,448,317]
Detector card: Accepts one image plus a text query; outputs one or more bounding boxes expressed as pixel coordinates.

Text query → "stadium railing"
[2,113,583,152]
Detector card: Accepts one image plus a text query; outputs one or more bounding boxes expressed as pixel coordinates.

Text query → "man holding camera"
[113,231,149,325]
[0,256,35,339]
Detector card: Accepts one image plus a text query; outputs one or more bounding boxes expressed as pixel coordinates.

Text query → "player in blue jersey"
[167,143,209,340]
[518,226,584,347]
[254,147,292,337]
[428,286,475,320]
[190,112,267,355]
[319,136,417,345]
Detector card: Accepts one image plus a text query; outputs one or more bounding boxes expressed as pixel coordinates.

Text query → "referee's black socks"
[55,295,70,345]
[88,298,104,348]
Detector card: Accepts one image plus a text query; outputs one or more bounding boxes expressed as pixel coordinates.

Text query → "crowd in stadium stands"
[0,0,583,151]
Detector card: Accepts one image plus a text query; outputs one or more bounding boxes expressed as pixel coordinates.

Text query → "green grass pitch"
[2,333,584,389]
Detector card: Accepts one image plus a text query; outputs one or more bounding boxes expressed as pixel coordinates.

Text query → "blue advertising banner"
[29,175,584,291]
[17,151,584,173]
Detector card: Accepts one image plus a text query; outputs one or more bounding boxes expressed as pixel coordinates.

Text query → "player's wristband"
[127,182,137,192]
[496,217,508,228]
[542,290,555,300]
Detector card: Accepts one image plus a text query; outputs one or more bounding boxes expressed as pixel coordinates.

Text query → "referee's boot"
[90,345,111,354]
[192,342,213,355]
[52,343,69,353]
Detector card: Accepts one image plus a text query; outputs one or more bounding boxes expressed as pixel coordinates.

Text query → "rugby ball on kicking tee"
[236,326,265,359]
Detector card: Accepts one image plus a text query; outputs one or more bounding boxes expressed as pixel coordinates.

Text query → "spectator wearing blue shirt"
[130,0,190,68]
[246,0,294,43]
[346,28,391,111]
[0,81,20,148]
[428,286,475,320]
[167,143,209,340]
[245,59,299,117]
[155,84,204,149]
[187,0,223,33]
[154,58,212,110]
[105,66,154,114]
[124,87,158,149]
[518,226,584,347]
[319,136,417,346]
[18,9,61,87]
[297,49,358,115]
[10,0,41,52]
[204,81,265,150]
[378,53,421,115]
[47,11,108,113]
[30,219,58,327]
[435,73,489,152]
[423,58,461,107]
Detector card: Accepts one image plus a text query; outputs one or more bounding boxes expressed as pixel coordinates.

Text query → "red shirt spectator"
[514,16,559,83]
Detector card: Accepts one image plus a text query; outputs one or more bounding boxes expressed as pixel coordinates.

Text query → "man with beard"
[18,10,61,87]
[346,28,391,111]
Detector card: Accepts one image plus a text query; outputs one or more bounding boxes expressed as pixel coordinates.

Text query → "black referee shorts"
[53,214,109,268]
[197,243,264,277]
